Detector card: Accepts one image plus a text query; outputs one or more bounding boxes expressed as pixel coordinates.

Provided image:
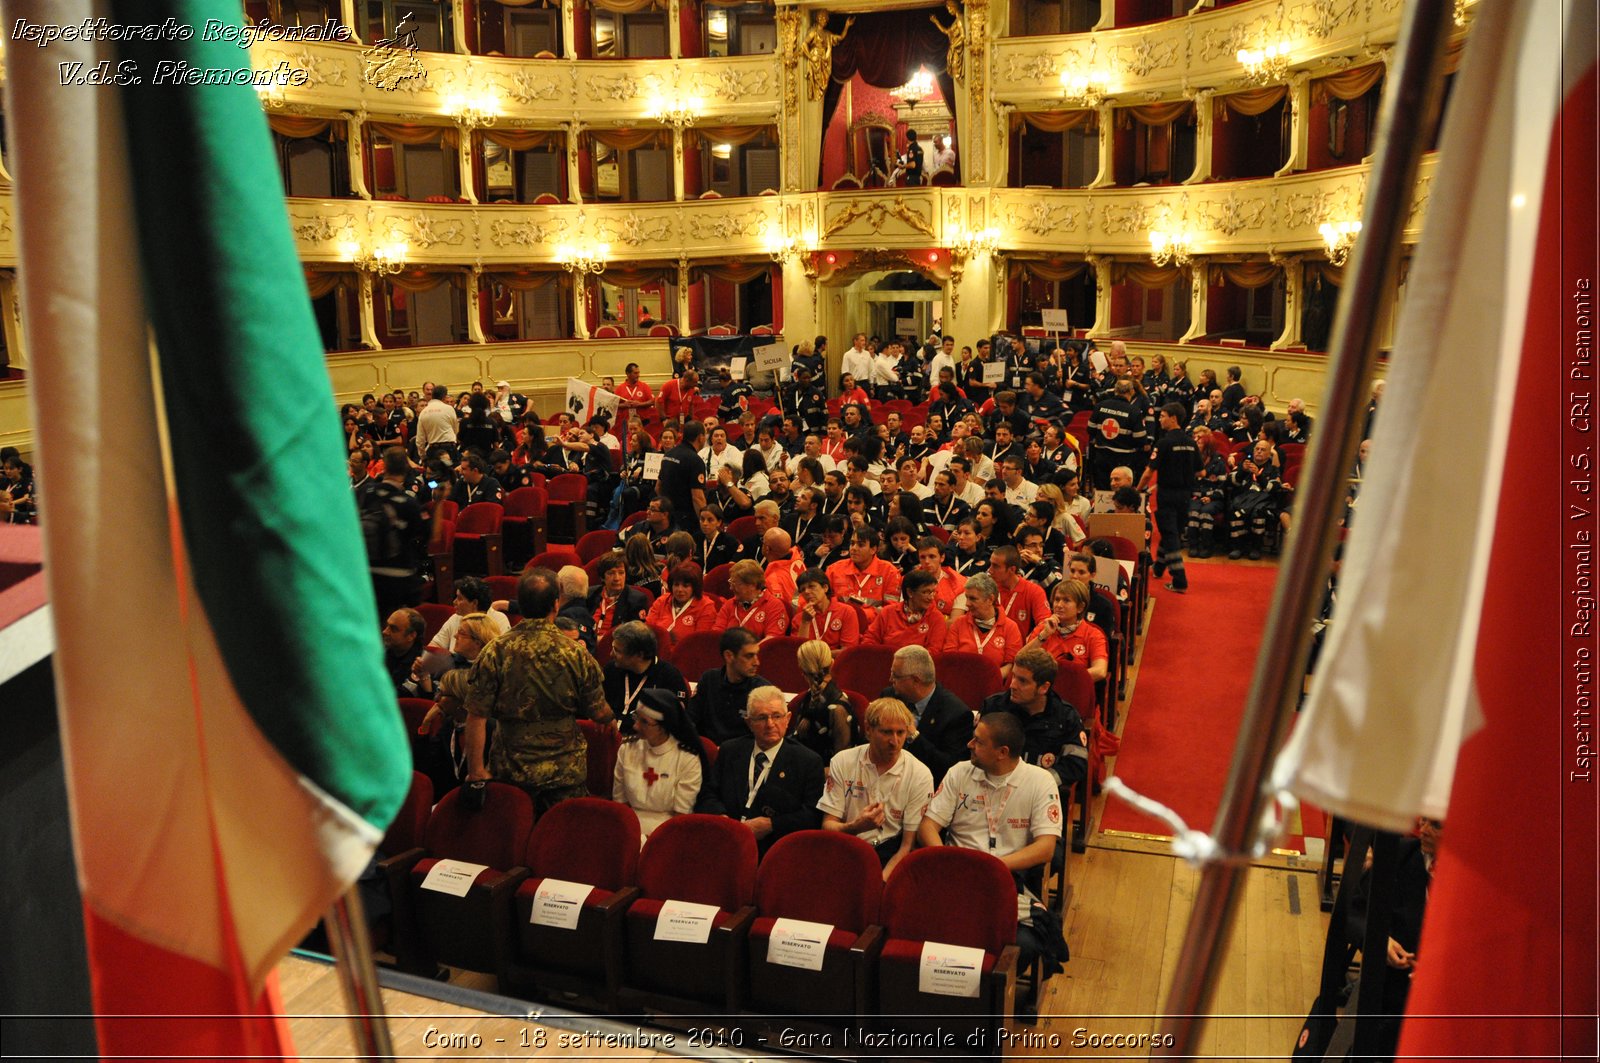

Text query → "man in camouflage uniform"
[463,567,612,811]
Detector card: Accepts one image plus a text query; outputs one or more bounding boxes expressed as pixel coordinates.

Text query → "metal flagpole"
[1151,0,1458,1054]
[325,888,397,1062]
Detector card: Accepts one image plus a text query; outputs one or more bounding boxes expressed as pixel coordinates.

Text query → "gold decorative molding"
[822,194,936,240]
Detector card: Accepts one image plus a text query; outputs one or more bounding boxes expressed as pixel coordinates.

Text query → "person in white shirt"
[787,434,838,476]
[415,383,459,457]
[699,426,744,480]
[819,698,934,880]
[425,577,512,655]
[872,347,901,393]
[927,335,957,385]
[841,332,874,393]
[918,711,1063,984]
[949,456,986,507]
[612,688,707,842]
[1000,457,1039,508]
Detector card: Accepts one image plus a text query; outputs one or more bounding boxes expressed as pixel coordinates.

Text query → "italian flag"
[6,0,412,1056]
[1272,0,1596,1054]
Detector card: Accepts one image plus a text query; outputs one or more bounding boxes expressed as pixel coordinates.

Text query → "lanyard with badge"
[746,750,776,812]
[984,782,1016,851]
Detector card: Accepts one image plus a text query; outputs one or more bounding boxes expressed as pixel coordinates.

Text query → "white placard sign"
[766,918,834,972]
[1040,308,1070,331]
[529,878,594,930]
[642,452,664,481]
[730,357,749,380]
[753,343,788,374]
[1092,555,1120,592]
[420,859,488,897]
[1088,350,1109,373]
[566,377,621,424]
[653,899,720,943]
[895,317,917,336]
[982,360,1008,383]
[918,941,985,998]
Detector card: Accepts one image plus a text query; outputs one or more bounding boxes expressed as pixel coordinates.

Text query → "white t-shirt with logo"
[817,745,935,847]
[924,760,1063,919]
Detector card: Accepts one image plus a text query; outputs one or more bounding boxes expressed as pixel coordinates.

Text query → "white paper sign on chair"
[918,941,985,998]
[653,899,720,943]
[529,878,594,930]
[766,918,833,972]
[419,859,488,898]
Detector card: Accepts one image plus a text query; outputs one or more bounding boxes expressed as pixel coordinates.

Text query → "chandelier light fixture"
[952,227,1001,257]
[1318,219,1362,266]
[1059,38,1111,108]
[890,68,936,106]
[1148,229,1193,268]
[339,239,409,276]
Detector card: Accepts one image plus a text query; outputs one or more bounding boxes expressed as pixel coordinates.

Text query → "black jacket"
[881,683,975,783]
[696,735,824,851]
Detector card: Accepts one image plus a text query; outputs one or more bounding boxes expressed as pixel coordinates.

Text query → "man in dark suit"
[697,686,824,853]
[882,644,976,784]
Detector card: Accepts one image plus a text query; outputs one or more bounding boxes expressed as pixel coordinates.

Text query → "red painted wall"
[679,0,701,58]
[688,280,707,332]
[1110,280,1141,329]
[1205,279,1248,335]
[1306,74,1381,171]
[820,74,951,189]
[1211,98,1286,180]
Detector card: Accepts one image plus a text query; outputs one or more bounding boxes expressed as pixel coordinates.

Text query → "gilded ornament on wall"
[931,0,965,83]
[823,196,935,239]
[802,12,854,102]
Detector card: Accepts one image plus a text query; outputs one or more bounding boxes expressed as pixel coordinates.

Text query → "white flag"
[565,377,621,426]
[1272,0,1580,832]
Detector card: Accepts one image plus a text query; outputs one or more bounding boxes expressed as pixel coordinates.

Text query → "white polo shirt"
[924,760,1062,918]
[1004,479,1040,507]
[817,745,935,847]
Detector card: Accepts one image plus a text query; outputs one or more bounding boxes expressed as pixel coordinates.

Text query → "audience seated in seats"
[1025,579,1110,682]
[761,528,807,606]
[696,686,824,854]
[980,647,1088,795]
[818,697,935,879]
[942,572,1022,681]
[917,711,1066,985]
[556,565,597,653]
[588,552,649,645]
[1066,553,1120,637]
[914,535,968,618]
[694,504,742,573]
[613,688,708,842]
[713,560,789,638]
[863,568,948,650]
[883,645,976,784]
[417,664,486,790]
[803,514,850,571]
[603,621,689,724]
[789,639,859,758]
[988,546,1051,636]
[622,532,665,599]
[626,497,676,558]
[945,518,991,578]
[1015,527,1064,596]
[450,452,505,508]
[826,527,902,623]
[691,627,776,745]
[382,607,426,697]
[423,576,511,658]
[790,569,861,649]
[1228,438,1285,560]
[643,562,718,651]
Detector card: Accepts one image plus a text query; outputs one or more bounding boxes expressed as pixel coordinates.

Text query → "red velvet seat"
[726,515,758,543]
[1101,533,1146,638]
[484,574,519,604]
[671,630,725,680]
[546,473,588,544]
[745,831,883,1028]
[594,324,624,338]
[501,486,549,567]
[833,645,899,703]
[704,562,735,601]
[398,783,533,985]
[874,847,1019,1050]
[371,771,433,952]
[425,519,456,603]
[617,814,758,1012]
[453,502,506,576]
[577,529,620,562]
[1054,657,1113,859]
[506,798,642,1008]
[933,651,1003,715]
[529,547,581,573]
[758,635,809,692]
[416,603,454,645]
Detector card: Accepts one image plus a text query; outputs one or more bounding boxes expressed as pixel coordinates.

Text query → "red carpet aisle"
[1099,563,1324,852]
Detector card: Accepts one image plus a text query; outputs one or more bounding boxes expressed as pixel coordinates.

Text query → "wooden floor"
[281,555,1330,1060]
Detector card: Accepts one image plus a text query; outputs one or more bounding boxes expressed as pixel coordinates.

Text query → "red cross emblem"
[1101,418,1121,439]
[642,767,660,788]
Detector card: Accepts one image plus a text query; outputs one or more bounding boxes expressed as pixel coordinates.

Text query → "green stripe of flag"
[111,0,409,831]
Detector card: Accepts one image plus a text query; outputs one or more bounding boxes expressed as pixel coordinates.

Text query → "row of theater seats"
[378,781,1024,1055]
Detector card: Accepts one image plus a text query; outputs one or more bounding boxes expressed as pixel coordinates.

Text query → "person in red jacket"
[863,569,948,650]
[988,545,1051,636]
[791,570,861,649]
[1024,578,1109,681]
[826,527,902,623]
[942,571,1022,681]
[643,562,718,651]
[714,560,789,638]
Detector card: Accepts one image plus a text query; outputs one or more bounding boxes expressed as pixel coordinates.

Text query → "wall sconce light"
[1318,220,1362,266]
[649,93,702,130]
[339,238,410,275]
[253,78,287,109]
[556,242,610,275]
[952,227,1001,257]
[1148,229,1193,268]
[1237,3,1293,84]
[1059,38,1111,107]
[444,92,502,130]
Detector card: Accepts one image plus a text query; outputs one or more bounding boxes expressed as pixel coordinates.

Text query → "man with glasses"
[697,686,824,853]
[884,645,975,784]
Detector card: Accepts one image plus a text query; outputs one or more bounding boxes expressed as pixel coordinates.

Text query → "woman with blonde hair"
[789,639,858,758]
